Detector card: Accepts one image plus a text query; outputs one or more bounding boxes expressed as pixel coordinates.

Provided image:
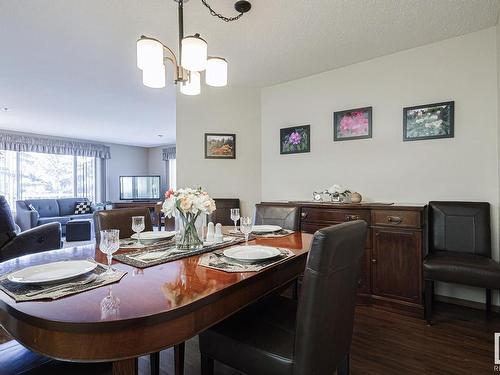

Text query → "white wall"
[147,146,168,195]
[176,87,261,216]
[261,28,499,304]
[106,143,149,202]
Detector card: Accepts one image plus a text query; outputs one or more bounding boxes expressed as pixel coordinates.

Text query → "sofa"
[0,195,62,262]
[16,198,94,236]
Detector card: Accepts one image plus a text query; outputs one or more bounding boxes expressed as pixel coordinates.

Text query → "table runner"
[0,262,127,302]
[114,237,246,268]
[198,248,295,273]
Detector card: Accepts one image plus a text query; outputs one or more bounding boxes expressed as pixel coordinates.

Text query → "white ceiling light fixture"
[206,57,228,87]
[137,0,251,95]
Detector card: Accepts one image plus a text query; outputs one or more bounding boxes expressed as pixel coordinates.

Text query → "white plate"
[251,225,282,233]
[131,231,175,243]
[7,260,97,285]
[223,245,281,262]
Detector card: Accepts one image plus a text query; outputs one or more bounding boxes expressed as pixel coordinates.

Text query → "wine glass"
[131,216,145,246]
[99,229,120,275]
[240,217,253,245]
[230,208,240,233]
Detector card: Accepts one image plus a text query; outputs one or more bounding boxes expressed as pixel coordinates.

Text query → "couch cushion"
[69,213,93,221]
[38,216,71,227]
[57,198,90,216]
[24,199,59,218]
[0,196,16,233]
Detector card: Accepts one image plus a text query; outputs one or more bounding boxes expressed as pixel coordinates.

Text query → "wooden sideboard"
[265,201,426,317]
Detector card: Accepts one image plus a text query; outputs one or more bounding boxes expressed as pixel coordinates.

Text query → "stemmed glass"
[240,217,253,245]
[230,208,240,233]
[99,229,120,275]
[132,216,145,247]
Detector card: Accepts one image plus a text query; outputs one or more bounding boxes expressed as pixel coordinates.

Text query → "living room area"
[0,132,176,251]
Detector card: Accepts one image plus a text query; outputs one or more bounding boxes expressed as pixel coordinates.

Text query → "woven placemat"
[198,247,295,273]
[225,229,295,239]
[0,262,127,302]
[114,237,246,268]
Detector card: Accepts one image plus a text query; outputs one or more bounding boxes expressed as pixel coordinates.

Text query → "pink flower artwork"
[335,108,372,140]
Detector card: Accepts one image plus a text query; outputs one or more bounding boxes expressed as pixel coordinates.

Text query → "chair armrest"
[15,208,39,231]
[1,223,62,261]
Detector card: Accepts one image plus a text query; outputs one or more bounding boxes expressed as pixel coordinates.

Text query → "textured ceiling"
[0,0,499,146]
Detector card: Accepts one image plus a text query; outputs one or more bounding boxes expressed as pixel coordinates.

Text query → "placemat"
[0,262,127,302]
[198,247,295,273]
[225,229,295,238]
[119,237,174,249]
[114,237,246,268]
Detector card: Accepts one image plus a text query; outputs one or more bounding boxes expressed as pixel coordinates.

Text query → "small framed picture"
[333,107,372,141]
[280,125,310,155]
[403,101,454,141]
[204,133,236,159]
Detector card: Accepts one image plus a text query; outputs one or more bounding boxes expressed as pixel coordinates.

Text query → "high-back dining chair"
[254,203,300,231]
[93,207,184,375]
[199,220,368,375]
[423,201,499,324]
[207,198,240,226]
[93,208,152,243]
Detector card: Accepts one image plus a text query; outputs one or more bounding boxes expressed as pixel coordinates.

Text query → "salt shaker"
[215,223,223,243]
[206,222,215,242]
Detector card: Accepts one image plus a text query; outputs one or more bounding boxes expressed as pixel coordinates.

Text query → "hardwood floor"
[1,302,499,374]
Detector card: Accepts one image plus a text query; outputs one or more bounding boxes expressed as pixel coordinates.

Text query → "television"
[119,176,161,201]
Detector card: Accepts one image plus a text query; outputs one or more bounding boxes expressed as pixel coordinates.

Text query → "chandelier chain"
[201,0,243,22]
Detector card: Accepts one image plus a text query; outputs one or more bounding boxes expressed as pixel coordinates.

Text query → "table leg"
[113,357,138,375]
[174,342,185,375]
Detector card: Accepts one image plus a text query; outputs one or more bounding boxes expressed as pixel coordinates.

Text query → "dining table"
[0,232,312,375]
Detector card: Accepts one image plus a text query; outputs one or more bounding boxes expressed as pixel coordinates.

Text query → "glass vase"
[176,212,204,250]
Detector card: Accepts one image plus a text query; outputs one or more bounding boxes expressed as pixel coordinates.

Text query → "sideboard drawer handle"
[301,212,308,219]
[345,215,360,221]
[387,216,402,224]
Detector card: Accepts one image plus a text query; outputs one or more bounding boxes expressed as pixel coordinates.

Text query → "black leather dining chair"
[199,220,368,375]
[254,203,300,231]
[207,198,240,226]
[423,201,499,324]
[93,207,184,375]
[0,195,62,262]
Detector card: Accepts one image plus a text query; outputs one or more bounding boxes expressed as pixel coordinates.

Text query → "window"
[0,150,96,209]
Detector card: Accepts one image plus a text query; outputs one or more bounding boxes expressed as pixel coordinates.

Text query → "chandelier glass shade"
[206,57,228,87]
[180,71,201,95]
[137,0,250,95]
[181,35,208,72]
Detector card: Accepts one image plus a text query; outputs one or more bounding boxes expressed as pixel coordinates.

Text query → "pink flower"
[339,112,368,136]
[288,132,302,145]
[165,188,174,198]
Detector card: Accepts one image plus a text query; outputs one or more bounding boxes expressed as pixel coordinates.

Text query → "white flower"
[328,184,344,194]
[162,187,216,216]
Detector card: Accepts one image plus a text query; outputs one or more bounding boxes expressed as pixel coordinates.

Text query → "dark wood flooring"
[2,302,499,374]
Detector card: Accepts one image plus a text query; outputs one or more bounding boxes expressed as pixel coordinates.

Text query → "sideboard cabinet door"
[372,228,422,304]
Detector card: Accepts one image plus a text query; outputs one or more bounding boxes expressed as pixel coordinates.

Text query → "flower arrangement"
[162,187,216,249]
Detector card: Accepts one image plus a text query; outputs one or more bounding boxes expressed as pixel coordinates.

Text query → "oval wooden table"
[0,233,312,375]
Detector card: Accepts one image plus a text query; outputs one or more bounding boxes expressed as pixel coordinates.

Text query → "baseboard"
[435,294,500,313]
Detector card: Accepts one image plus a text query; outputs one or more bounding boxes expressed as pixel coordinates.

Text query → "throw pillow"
[28,204,37,211]
[74,201,92,215]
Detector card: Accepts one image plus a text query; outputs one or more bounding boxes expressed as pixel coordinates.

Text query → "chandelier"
[136,0,252,95]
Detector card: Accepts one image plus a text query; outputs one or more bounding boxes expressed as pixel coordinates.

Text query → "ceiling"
[0,0,499,147]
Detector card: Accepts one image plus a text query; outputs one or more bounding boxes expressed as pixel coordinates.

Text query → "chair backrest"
[428,201,491,257]
[21,199,59,218]
[207,198,240,226]
[254,203,300,231]
[0,196,16,234]
[293,221,367,375]
[93,208,152,243]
